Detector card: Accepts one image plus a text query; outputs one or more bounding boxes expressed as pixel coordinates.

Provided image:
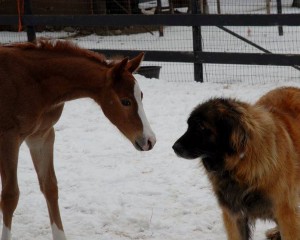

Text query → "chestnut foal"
[0,40,156,240]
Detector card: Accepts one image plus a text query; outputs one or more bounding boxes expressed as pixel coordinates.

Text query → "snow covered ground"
[9,77,300,240]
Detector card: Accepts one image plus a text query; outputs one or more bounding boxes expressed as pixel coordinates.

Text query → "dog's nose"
[172,142,183,156]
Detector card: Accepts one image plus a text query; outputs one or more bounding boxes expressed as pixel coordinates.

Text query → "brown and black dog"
[173,87,300,240]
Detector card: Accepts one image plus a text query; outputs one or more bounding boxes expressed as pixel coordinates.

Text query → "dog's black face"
[172,98,247,172]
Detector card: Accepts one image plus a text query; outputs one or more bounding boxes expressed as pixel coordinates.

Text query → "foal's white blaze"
[1,225,11,240]
[134,81,156,150]
[51,224,67,240]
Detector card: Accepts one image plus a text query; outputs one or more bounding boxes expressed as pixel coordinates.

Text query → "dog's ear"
[218,115,248,155]
[230,123,248,153]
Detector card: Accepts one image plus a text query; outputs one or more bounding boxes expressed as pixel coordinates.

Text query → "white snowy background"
[1,1,300,239]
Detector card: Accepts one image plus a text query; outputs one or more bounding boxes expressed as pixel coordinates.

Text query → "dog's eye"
[198,123,206,131]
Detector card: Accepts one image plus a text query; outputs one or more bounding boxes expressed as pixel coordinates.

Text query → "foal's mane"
[8,39,109,66]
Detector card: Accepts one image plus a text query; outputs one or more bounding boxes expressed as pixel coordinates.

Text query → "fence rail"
[1,14,300,26]
[96,50,300,66]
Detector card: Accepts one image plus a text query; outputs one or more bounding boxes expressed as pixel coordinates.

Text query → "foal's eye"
[121,99,131,106]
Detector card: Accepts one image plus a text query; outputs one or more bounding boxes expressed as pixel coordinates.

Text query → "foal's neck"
[38,53,109,105]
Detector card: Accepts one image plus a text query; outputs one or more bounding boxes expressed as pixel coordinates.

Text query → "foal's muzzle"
[134,135,156,151]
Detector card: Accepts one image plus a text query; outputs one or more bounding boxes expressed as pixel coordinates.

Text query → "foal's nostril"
[134,135,156,151]
[148,139,153,150]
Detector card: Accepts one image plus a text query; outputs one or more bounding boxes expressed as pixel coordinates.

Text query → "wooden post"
[191,0,203,82]
[126,0,132,14]
[266,0,271,14]
[95,0,106,14]
[276,0,284,35]
[200,0,204,13]
[24,0,36,42]
[157,0,164,37]
[169,0,174,14]
[217,0,221,14]
[200,0,208,14]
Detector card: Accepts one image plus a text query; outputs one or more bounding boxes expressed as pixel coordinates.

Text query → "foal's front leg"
[26,128,67,240]
[0,130,20,240]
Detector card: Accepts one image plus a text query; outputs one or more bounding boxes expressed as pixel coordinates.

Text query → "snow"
[1,3,300,239]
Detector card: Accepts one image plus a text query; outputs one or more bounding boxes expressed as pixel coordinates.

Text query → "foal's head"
[98,53,156,151]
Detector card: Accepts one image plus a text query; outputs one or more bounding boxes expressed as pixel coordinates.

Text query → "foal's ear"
[127,52,144,73]
[116,57,129,72]
[107,57,129,84]
[111,57,129,76]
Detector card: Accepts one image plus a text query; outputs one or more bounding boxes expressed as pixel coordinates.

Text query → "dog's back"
[256,86,300,158]
[256,87,300,119]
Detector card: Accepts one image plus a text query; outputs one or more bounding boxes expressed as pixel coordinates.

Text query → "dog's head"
[172,98,249,171]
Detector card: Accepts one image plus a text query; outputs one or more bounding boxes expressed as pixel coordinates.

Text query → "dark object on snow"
[137,66,161,79]
[292,0,300,7]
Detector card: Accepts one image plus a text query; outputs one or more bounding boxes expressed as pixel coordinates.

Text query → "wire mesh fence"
[0,0,300,84]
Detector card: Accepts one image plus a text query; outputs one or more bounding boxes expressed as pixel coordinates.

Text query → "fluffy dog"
[172,87,300,240]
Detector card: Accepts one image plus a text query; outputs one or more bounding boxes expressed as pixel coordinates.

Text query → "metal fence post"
[24,0,36,42]
[191,0,203,82]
